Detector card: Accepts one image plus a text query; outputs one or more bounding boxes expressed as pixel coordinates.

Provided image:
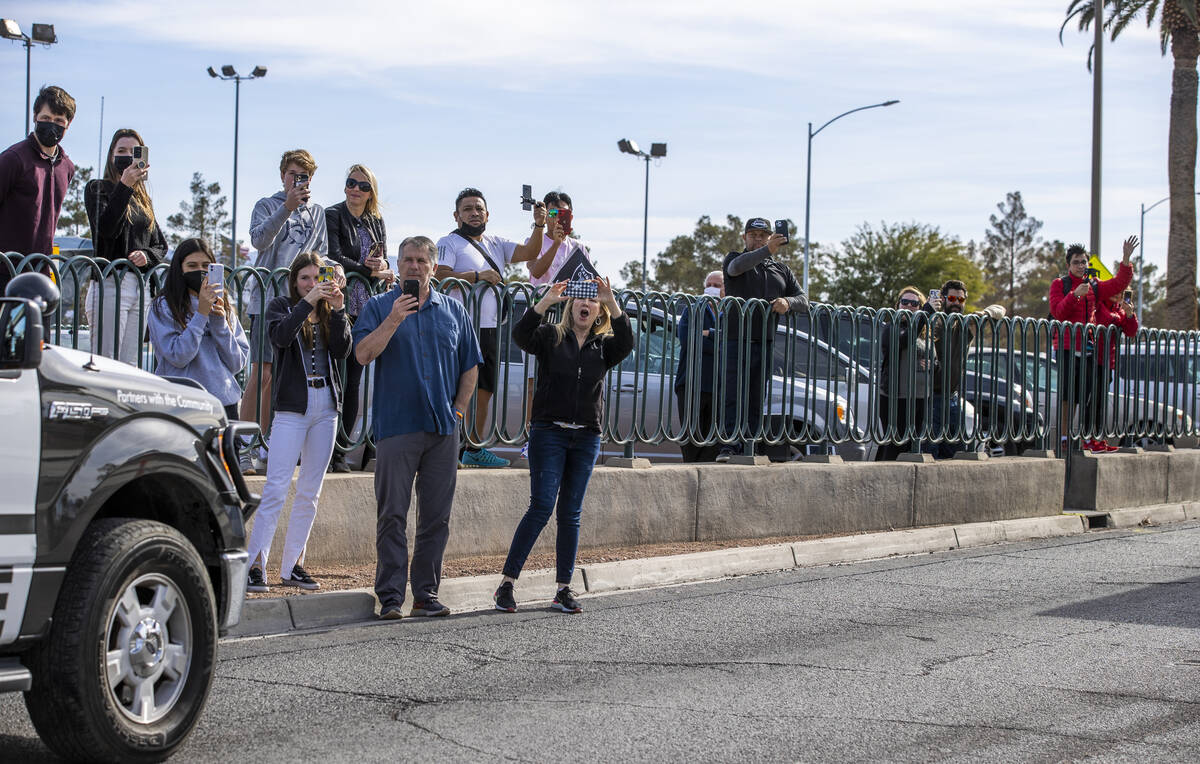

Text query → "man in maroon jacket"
[0,85,77,289]
[1048,236,1139,453]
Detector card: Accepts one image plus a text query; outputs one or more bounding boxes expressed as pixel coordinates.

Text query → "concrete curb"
[228,511,1109,639]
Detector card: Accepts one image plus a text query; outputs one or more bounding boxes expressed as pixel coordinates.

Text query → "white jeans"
[246,386,338,578]
[84,272,149,366]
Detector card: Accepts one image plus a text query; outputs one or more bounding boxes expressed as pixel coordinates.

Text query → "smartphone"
[521,184,535,211]
[317,265,335,283]
[929,289,941,302]
[206,262,224,289]
[132,145,149,169]
[552,208,574,236]
[773,219,789,244]
[294,173,310,188]
[402,279,420,300]
[563,280,598,300]
[1124,289,1134,302]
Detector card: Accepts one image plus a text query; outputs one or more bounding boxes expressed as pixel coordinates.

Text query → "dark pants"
[373,431,458,608]
[1057,349,1112,439]
[922,393,962,459]
[875,395,927,461]
[721,341,768,452]
[338,350,366,448]
[502,423,601,585]
[676,390,721,462]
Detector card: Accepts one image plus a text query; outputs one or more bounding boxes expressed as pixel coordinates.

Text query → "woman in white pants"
[245,252,351,592]
[84,128,166,366]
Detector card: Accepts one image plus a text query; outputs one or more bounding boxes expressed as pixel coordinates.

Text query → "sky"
[0,0,1180,288]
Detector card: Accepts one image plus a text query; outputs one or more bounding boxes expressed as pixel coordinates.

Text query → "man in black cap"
[716,217,808,462]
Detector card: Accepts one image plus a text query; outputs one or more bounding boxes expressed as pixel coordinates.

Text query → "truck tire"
[24,518,218,763]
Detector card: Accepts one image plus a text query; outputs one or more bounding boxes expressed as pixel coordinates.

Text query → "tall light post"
[803,100,899,293]
[1,20,58,135]
[208,64,267,266]
[617,138,667,293]
[1136,193,1200,322]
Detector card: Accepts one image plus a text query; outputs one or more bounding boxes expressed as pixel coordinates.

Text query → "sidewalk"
[226,503,1199,638]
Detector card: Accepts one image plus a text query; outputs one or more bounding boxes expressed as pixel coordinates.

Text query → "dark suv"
[0,274,258,762]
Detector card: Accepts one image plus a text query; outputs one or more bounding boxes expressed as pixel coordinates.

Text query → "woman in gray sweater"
[147,238,250,420]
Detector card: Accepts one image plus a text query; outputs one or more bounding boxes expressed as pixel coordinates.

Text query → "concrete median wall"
[244,455,1069,569]
[1064,448,1200,511]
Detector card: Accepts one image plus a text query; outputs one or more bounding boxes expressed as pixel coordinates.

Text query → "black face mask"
[113,155,133,175]
[182,270,205,293]
[457,222,486,238]
[34,120,65,148]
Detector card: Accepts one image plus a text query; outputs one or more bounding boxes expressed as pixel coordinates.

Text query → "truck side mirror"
[0,297,44,370]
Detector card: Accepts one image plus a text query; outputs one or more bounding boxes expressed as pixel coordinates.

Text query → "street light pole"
[2,20,58,135]
[802,99,899,294]
[208,65,267,266]
[1136,193,1192,322]
[617,139,667,293]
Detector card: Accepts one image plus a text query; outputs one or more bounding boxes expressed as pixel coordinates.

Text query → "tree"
[166,172,231,259]
[1014,239,1068,318]
[56,166,94,238]
[981,191,1044,315]
[821,221,985,308]
[1063,1,1200,329]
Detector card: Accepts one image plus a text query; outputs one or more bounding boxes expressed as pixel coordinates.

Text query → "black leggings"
[338,351,366,449]
[875,395,926,461]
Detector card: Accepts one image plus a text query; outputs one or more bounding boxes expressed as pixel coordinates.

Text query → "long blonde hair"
[104,128,156,229]
[550,297,613,345]
[346,164,381,218]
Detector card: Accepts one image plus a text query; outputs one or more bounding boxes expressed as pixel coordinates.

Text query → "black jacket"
[324,201,386,280]
[514,307,635,432]
[721,247,807,342]
[674,302,718,394]
[83,179,167,271]
[265,295,352,414]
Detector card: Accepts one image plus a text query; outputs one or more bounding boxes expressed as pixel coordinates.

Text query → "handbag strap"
[454,231,504,275]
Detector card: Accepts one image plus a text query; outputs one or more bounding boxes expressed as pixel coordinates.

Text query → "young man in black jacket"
[717,217,808,462]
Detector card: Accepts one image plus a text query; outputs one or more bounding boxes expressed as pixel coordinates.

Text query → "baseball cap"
[745,217,770,232]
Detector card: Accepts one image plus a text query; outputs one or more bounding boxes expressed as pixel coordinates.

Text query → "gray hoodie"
[244,191,328,314]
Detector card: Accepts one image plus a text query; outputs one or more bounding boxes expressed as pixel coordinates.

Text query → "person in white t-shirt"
[434,187,545,468]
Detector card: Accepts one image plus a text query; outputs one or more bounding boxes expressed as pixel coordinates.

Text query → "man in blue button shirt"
[354,235,482,619]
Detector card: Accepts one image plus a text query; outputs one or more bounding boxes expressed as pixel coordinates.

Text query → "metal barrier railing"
[9,252,1198,462]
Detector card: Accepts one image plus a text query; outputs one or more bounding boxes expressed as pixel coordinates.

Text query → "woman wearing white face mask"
[674,271,724,462]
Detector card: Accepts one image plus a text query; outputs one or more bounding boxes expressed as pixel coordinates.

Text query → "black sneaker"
[715,447,736,463]
[281,564,320,590]
[410,599,450,617]
[552,587,582,614]
[379,603,404,620]
[327,451,351,473]
[247,566,268,593]
[494,581,517,612]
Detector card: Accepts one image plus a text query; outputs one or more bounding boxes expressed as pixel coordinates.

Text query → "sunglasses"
[898,298,921,307]
[345,178,373,192]
[944,294,965,304]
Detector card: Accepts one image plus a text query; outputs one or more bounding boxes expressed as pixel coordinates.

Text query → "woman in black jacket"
[324,163,390,471]
[875,286,934,461]
[244,252,351,593]
[84,128,167,365]
[493,277,634,614]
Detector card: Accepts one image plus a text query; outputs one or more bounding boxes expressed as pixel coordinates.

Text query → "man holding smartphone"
[716,217,808,462]
[434,187,545,468]
[239,149,329,472]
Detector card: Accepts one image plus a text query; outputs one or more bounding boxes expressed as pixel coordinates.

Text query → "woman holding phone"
[147,238,249,421]
[493,277,633,614]
[245,252,352,593]
[324,164,390,471]
[85,128,167,365]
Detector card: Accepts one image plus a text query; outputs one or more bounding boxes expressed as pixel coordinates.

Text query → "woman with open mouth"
[493,277,633,614]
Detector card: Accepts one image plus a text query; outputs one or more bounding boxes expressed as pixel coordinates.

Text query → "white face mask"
[703,286,721,298]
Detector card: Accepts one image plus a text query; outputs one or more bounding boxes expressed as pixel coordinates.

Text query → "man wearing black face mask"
[921,280,1005,458]
[0,85,76,290]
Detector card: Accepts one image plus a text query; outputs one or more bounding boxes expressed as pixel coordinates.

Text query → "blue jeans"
[503,422,601,584]
[923,393,962,459]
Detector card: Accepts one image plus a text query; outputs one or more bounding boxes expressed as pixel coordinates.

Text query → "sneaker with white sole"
[410,599,450,617]
[247,566,268,593]
[460,447,510,468]
[239,451,256,476]
[281,564,320,590]
[494,581,517,612]
[552,586,582,614]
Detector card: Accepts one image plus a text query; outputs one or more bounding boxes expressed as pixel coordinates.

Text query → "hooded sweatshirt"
[244,191,328,315]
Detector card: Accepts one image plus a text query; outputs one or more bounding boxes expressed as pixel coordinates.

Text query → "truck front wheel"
[24,518,218,763]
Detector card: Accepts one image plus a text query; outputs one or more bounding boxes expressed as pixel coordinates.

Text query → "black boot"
[328,450,351,473]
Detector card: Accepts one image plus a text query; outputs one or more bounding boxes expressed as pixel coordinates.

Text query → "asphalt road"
[2,522,1198,762]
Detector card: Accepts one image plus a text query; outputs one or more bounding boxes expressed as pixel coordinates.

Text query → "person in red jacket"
[1089,289,1141,451]
[1048,235,1138,453]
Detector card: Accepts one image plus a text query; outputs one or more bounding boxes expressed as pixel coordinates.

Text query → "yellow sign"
[1088,255,1113,281]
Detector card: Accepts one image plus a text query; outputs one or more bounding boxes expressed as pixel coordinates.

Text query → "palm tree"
[1062,1,1200,329]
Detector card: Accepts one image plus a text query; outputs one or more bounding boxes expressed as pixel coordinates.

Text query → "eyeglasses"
[944,295,965,304]
[345,178,372,192]
[898,298,921,307]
